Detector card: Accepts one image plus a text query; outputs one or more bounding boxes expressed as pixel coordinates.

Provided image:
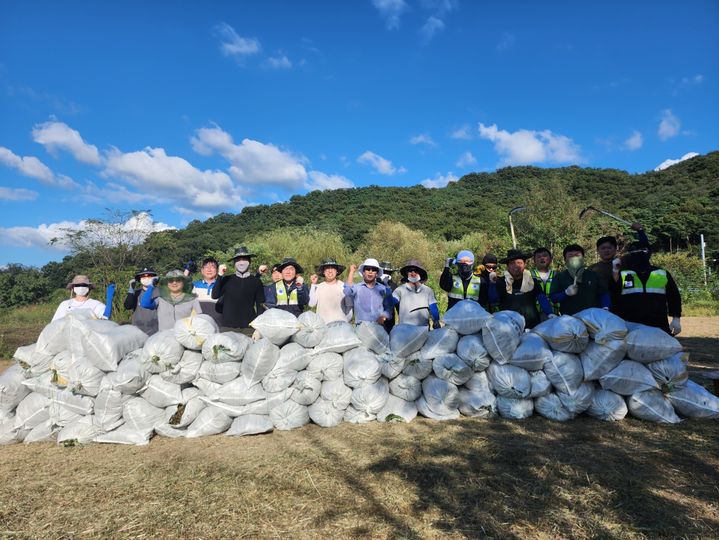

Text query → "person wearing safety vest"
[265,257,310,317]
[440,250,489,310]
[609,242,682,335]
[530,247,559,316]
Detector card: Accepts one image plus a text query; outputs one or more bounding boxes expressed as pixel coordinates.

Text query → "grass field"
[0,316,717,538]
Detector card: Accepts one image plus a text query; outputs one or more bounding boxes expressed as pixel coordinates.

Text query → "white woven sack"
[262,365,298,393]
[420,327,460,360]
[207,377,266,407]
[165,396,206,429]
[421,376,460,416]
[496,396,533,419]
[140,375,183,408]
[464,371,491,393]
[377,352,405,380]
[529,370,552,398]
[343,405,377,423]
[161,350,203,385]
[201,332,251,363]
[433,354,473,385]
[270,400,310,430]
[390,324,429,358]
[557,382,595,415]
[580,340,626,381]
[351,378,389,414]
[186,406,232,437]
[599,360,658,396]
[307,352,344,381]
[197,361,241,384]
[668,380,719,419]
[627,389,681,423]
[123,397,165,431]
[587,389,628,421]
[290,372,322,406]
[200,398,269,417]
[647,353,689,391]
[532,315,589,353]
[458,389,496,418]
[142,330,183,374]
[276,342,312,372]
[174,313,218,350]
[57,416,105,444]
[377,394,417,423]
[308,398,345,428]
[343,347,381,388]
[510,333,552,372]
[535,393,574,421]
[482,316,522,364]
[456,334,491,371]
[487,363,531,399]
[415,396,460,421]
[443,300,491,335]
[292,311,327,348]
[0,364,30,415]
[320,379,352,410]
[401,355,433,380]
[313,321,361,354]
[355,322,390,354]
[543,351,584,394]
[389,374,422,401]
[75,319,149,371]
[574,308,628,344]
[95,425,154,445]
[625,326,682,363]
[103,355,149,394]
[250,308,299,345]
[242,338,280,387]
[226,414,274,436]
[94,388,128,431]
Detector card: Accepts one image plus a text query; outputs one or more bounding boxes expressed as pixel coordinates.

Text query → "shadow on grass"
[678,336,719,369]
[304,416,719,538]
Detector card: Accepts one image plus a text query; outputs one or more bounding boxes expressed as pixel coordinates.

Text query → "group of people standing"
[53,221,682,338]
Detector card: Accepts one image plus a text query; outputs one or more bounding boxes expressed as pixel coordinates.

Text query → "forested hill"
[155,151,719,262]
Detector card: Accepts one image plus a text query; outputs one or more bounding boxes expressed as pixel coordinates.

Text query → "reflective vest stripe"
[620,270,667,296]
[275,282,299,305]
[447,275,482,300]
[531,269,559,312]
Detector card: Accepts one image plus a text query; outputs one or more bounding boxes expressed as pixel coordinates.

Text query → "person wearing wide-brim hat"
[139,269,203,331]
[52,274,115,322]
[265,257,310,317]
[487,249,552,329]
[123,266,160,335]
[308,258,352,323]
[392,259,440,328]
[210,246,265,335]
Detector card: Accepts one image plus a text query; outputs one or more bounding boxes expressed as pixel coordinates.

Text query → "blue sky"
[1,1,717,267]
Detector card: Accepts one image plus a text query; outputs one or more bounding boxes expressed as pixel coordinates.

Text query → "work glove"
[295,275,304,286]
[379,274,390,285]
[669,317,681,336]
[488,271,497,283]
[565,284,579,296]
[128,278,136,293]
[445,257,453,268]
[152,277,159,286]
[612,258,622,272]
[183,260,197,274]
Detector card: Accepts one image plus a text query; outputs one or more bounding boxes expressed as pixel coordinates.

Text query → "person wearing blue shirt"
[343,258,393,326]
[191,257,223,327]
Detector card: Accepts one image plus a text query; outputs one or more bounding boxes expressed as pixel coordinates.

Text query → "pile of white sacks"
[1,301,717,446]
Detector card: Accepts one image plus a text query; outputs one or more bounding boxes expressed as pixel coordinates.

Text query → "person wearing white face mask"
[549,244,610,315]
[52,275,114,322]
[210,246,265,335]
[391,259,440,328]
[123,267,159,335]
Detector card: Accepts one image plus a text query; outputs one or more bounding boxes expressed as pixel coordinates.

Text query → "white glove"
[445,257,453,268]
[488,271,497,283]
[669,317,681,336]
[565,284,579,296]
[379,274,390,284]
[612,257,622,272]
[295,275,304,285]
[251,329,262,341]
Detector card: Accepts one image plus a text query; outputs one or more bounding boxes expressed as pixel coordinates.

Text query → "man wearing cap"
[609,242,682,334]
[309,258,352,323]
[265,258,310,317]
[530,248,559,316]
[211,246,265,334]
[52,275,115,322]
[392,259,440,328]
[378,261,399,332]
[344,258,393,326]
[487,250,553,329]
[124,267,159,334]
[440,250,489,310]
[191,257,223,327]
[589,223,649,287]
[550,244,610,315]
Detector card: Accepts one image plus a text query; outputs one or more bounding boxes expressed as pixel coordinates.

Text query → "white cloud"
[103,146,245,211]
[266,55,292,69]
[654,152,699,171]
[305,171,354,191]
[0,146,78,188]
[420,16,445,40]
[357,150,406,175]
[658,109,680,141]
[409,133,436,147]
[214,22,261,59]
[681,74,703,85]
[191,126,308,188]
[32,120,101,165]
[497,32,516,51]
[0,212,174,250]
[624,131,643,151]
[477,123,582,165]
[450,125,472,140]
[0,187,38,201]
[456,151,477,168]
[372,0,408,29]
[421,172,458,188]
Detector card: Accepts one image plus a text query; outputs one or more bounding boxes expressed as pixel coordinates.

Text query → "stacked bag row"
[0,301,717,446]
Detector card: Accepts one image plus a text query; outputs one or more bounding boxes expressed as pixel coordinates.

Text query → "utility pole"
[700,233,707,287]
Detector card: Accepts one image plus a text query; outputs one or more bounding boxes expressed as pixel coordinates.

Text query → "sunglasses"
[485,264,497,270]
[364,267,379,273]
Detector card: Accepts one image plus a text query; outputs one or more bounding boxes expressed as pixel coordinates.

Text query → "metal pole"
[701,233,707,287]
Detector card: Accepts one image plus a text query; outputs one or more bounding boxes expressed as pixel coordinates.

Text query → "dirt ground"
[0,318,717,539]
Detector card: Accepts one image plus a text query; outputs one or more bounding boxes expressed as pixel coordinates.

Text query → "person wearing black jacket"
[440,250,489,310]
[264,258,310,317]
[123,267,159,335]
[610,242,682,335]
[211,246,265,335]
[378,261,398,332]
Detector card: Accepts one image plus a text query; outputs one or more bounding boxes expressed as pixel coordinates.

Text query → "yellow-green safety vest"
[620,269,668,295]
[275,282,299,305]
[448,274,482,301]
[531,268,559,314]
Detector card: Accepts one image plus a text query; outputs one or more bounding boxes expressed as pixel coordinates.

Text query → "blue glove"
[103,283,116,319]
